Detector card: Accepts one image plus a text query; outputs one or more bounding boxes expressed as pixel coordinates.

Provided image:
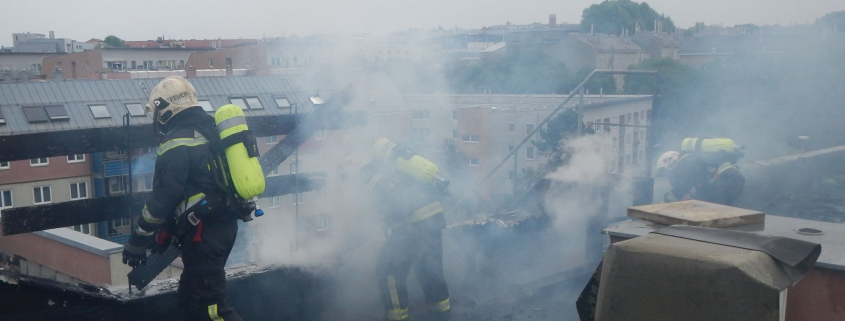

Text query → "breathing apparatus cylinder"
[681,138,740,154]
[373,138,448,191]
[214,104,265,215]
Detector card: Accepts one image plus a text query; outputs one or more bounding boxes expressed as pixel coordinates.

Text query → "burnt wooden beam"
[0,111,364,163]
[260,84,361,174]
[2,173,328,235]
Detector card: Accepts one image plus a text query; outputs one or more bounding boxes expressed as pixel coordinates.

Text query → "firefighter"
[122,76,243,321]
[346,139,451,321]
[663,138,745,206]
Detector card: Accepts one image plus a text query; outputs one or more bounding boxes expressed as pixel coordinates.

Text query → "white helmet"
[146,76,200,125]
[655,151,680,176]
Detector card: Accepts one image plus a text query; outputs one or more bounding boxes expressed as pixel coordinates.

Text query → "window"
[412,110,430,120]
[271,57,281,66]
[452,111,458,120]
[33,186,51,204]
[618,115,625,127]
[108,176,126,195]
[604,118,610,131]
[198,100,214,112]
[638,151,645,163]
[229,98,247,110]
[73,223,92,234]
[89,105,111,119]
[294,192,304,204]
[0,190,12,209]
[526,147,535,160]
[44,105,69,121]
[265,135,278,144]
[632,150,639,164]
[0,161,8,170]
[30,157,49,166]
[315,130,327,140]
[610,159,617,173]
[70,182,88,200]
[508,123,515,133]
[412,128,430,138]
[208,58,214,68]
[461,135,479,142]
[626,113,632,124]
[633,131,639,143]
[526,124,535,135]
[625,155,632,167]
[595,120,602,133]
[268,164,280,176]
[639,130,645,142]
[245,97,264,109]
[469,158,480,166]
[508,171,514,181]
[113,218,131,228]
[23,106,49,123]
[611,137,617,150]
[316,215,329,231]
[268,196,281,208]
[125,103,145,116]
[625,134,631,146]
[634,112,639,123]
[452,129,457,139]
[275,98,291,109]
[67,154,85,163]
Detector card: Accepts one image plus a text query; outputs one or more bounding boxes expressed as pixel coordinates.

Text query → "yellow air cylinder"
[215,104,265,199]
[373,138,440,185]
[681,138,736,153]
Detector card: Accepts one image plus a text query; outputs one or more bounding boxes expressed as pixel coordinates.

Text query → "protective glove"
[122,233,151,267]
[149,228,174,255]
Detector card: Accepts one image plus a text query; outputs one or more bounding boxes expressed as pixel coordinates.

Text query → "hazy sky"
[2,0,843,47]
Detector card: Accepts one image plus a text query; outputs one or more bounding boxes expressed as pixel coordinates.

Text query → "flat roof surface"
[603,215,845,271]
[35,228,123,257]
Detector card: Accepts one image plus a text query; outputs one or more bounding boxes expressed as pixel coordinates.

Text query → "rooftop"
[571,35,647,52]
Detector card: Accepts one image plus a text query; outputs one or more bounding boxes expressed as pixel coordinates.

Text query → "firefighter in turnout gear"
[121,76,243,321]
[347,139,451,321]
[663,138,746,206]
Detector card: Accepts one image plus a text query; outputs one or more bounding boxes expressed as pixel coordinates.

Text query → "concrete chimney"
[53,68,63,81]
[549,14,557,28]
[49,31,55,39]
[187,66,197,78]
[2,70,11,82]
[21,69,29,82]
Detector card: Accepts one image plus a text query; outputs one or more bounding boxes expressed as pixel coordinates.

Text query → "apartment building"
[402,94,653,201]
[0,72,343,284]
[41,47,207,79]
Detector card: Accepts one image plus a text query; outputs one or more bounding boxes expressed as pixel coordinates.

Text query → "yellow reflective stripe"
[157,137,209,156]
[216,116,247,133]
[207,304,224,321]
[388,275,400,309]
[386,308,408,320]
[431,298,450,312]
[141,205,164,224]
[136,225,155,236]
[175,193,206,216]
[403,201,443,225]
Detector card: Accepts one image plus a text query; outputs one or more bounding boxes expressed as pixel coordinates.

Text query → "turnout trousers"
[376,217,450,321]
[177,215,243,321]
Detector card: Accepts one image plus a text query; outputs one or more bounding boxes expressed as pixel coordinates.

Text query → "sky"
[2,0,843,47]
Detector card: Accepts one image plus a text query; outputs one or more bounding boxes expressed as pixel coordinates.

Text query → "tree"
[581,0,676,35]
[103,35,127,48]
[560,67,617,95]
[815,10,845,32]
[446,45,570,94]
[532,109,594,167]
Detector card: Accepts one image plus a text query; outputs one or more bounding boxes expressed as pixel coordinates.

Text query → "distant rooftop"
[571,35,647,52]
